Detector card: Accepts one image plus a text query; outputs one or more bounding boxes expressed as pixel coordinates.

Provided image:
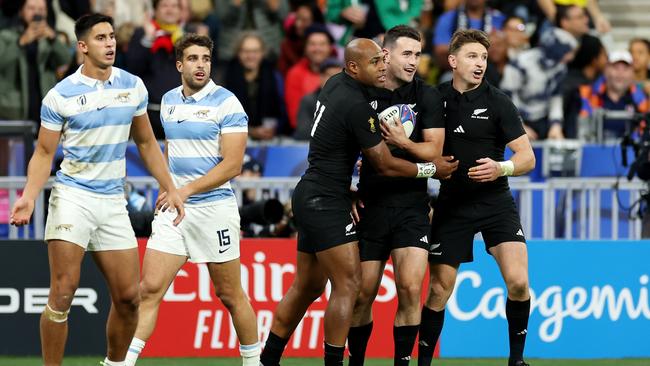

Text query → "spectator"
[125,0,185,139]
[326,0,422,46]
[225,32,283,141]
[294,57,343,140]
[503,15,530,58]
[278,1,324,76]
[554,4,590,40]
[285,24,334,132]
[563,34,607,137]
[538,0,611,34]
[0,0,71,123]
[577,50,649,140]
[630,38,650,96]
[500,27,579,140]
[433,0,505,72]
[214,0,289,66]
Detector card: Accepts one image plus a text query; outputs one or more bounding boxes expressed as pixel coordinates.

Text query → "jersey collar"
[179,79,217,102]
[74,65,118,87]
[451,80,488,102]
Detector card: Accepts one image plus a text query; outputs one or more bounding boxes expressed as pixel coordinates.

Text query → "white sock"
[102,357,125,366]
[240,342,261,366]
[124,337,146,366]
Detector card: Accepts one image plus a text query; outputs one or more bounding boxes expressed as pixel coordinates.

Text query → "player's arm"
[469,98,536,182]
[179,132,247,197]
[131,113,185,224]
[10,127,61,226]
[381,125,444,161]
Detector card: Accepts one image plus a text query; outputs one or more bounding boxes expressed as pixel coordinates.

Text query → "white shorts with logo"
[44,184,137,251]
[147,198,241,263]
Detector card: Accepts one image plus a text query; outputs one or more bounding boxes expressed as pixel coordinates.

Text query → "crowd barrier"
[1,239,648,358]
[1,177,647,240]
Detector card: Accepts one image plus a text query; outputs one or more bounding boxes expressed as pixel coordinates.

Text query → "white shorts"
[147,198,241,263]
[44,184,137,251]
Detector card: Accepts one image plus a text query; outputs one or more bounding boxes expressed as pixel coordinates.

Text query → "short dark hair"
[75,13,114,40]
[175,33,214,61]
[383,25,421,49]
[555,4,582,28]
[449,29,490,54]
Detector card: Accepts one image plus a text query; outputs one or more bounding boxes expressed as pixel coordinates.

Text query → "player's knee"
[113,286,141,313]
[396,281,422,305]
[506,278,529,299]
[139,277,165,300]
[214,285,246,310]
[49,279,78,309]
[294,279,327,302]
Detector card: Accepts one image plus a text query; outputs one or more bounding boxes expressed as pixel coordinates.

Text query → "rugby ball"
[378,104,416,138]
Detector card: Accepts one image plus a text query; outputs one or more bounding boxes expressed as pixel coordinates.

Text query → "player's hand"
[432,155,458,180]
[468,157,501,182]
[380,119,409,149]
[157,189,186,226]
[351,197,364,224]
[10,197,35,226]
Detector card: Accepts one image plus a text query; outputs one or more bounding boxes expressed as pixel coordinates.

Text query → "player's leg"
[124,249,187,366]
[348,259,385,366]
[482,200,530,366]
[261,251,328,366]
[489,241,530,366]
[391,246,428,366]
[41,240,85,366]
[391,204,432,366]
[91,248,141,362]
[208,259,260,365]
[419,263,458,366]
[316,241,362,366]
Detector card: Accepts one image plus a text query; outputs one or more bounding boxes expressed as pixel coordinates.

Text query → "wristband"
[416,162,436,178]
[498,160,515,176]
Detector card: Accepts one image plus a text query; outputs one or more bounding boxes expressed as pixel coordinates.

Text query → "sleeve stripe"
[222,127,248,134]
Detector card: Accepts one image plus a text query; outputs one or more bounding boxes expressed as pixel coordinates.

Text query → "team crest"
[77,95,86,106]
[368,117,376,133]
[370,100,378,110]
[115,92,131,103]
[194,109,210,119]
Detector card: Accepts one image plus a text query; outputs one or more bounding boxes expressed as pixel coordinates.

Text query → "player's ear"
[176,60,183,73]
[448,53,457,70]
[77,40,88,55]
[346,60,358,75]
[382,48,390,64]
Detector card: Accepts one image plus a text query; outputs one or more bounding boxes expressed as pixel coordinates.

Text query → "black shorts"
[358,202,430,262]
[429,192,526,265]
[292,180,357,253]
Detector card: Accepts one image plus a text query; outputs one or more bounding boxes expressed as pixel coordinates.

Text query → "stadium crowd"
[1,0,649,143]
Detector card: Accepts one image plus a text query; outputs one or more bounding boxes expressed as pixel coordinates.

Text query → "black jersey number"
[311,101,326,137]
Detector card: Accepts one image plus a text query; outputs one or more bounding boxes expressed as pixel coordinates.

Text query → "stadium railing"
[1,176,647,240]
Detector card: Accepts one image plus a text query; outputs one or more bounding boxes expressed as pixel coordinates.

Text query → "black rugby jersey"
[301,72,383,194]
[437,80,525,198]
[358,78,444,206]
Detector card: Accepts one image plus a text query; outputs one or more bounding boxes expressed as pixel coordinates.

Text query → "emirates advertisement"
[138,238,416,358]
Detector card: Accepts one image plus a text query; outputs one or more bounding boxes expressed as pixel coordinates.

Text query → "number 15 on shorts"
[217,229,231,254]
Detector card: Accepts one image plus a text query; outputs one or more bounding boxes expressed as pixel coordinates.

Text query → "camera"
[622,112,650,181]
[32,14,44,22]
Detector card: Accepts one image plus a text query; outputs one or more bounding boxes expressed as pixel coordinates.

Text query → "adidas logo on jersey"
[454,125,466,133]
[420,235,428,243]
[516,229,524,236]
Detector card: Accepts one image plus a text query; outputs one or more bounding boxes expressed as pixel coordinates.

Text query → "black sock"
[506,298,531,364]
[394,324,419,366]
[324,342,345,366]
[348,322,373,366]
[260,331,289,366]
[418,307,445,366]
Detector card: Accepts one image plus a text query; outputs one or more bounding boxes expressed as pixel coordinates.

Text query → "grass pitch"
[1,358,648,366]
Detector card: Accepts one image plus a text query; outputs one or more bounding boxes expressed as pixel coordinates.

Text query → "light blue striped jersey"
[161,80,248,205]
[41,66,148,195]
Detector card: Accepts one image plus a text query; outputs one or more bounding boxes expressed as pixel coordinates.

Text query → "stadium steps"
[599,0,650,50]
